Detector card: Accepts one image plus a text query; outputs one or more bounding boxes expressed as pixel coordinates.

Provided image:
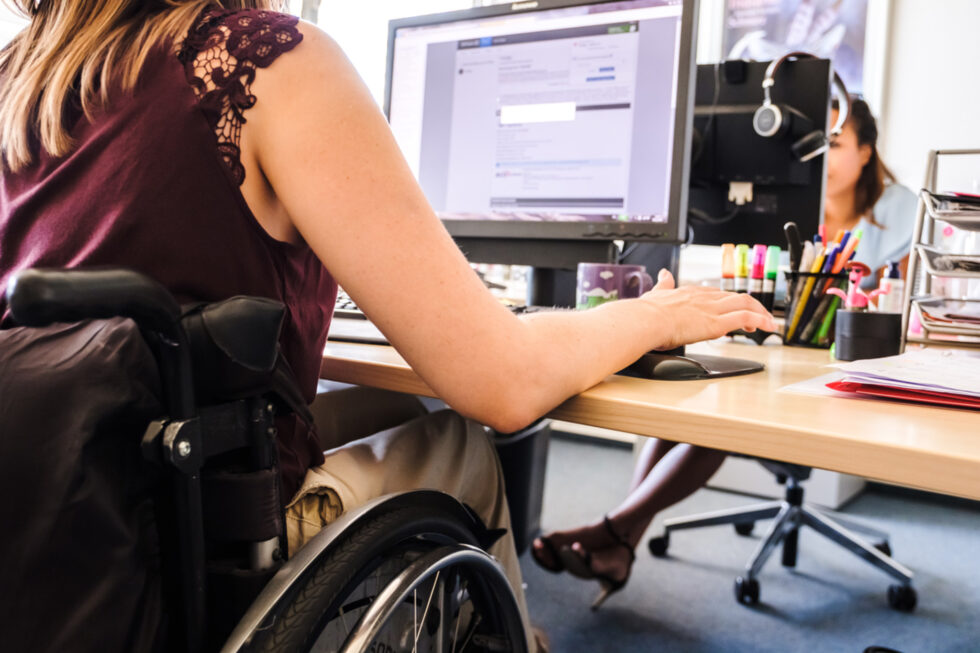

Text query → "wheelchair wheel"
[251,502,528,653]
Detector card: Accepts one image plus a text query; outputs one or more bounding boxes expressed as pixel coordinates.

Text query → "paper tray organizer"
[901,149,980,350]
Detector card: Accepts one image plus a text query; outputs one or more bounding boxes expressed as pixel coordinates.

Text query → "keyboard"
[333,288,366,320]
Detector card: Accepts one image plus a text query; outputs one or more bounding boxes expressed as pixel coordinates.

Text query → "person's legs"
[532,440,727,583]
[286,405,534,644]
[575,444,727,582]
[531,436,678,571]
[308,385,428,450]
[628,437,680,492]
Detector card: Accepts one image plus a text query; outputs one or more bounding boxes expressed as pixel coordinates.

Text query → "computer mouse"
[619,352,710,380]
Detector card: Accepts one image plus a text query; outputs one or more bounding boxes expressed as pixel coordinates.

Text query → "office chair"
[647,459,917,612]
[1,268,529,653]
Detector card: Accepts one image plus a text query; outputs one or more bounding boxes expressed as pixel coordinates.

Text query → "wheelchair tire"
[250,502,528,653]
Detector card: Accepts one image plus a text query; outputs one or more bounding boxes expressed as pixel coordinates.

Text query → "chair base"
[648,481,916,611]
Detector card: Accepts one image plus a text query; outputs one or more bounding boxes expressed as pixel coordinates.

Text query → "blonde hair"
[0,0,287,172]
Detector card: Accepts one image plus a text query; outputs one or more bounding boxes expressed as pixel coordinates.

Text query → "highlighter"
[749,244,767,300]
[720,243,735,292]
[761,245,781,311]
[734,244,750,293]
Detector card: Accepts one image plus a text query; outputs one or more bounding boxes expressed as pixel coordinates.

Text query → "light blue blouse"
[853,183,918,288]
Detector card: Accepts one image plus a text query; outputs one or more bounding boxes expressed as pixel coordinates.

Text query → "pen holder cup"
[782,271,849,348]
[834,311,903,361]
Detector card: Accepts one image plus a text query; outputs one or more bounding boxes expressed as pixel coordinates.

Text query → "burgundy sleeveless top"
[0,8,335,500]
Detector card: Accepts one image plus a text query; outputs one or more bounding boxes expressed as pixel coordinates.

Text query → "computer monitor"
[687,58,832,246]
[385,0,698,304]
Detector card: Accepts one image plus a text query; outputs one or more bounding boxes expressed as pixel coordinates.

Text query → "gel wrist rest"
[619,351,765,381]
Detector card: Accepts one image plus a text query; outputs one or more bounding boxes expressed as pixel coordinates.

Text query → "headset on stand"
[752,51,850,163]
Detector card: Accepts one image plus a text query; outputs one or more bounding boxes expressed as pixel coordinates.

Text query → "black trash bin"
[493,419,551,555]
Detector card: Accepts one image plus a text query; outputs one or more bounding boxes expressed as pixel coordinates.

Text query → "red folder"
[826,380,980,410]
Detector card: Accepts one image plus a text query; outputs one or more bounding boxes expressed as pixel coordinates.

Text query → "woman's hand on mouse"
[639,269,776,350]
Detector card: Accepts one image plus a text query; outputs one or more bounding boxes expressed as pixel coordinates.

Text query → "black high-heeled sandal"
[558,516,636,611]
[530,534,565,573]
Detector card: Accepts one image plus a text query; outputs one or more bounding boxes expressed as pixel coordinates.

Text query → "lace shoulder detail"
[178,8,303,185]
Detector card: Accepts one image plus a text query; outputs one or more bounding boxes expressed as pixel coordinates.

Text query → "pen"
[761,245,781,312]
[734,244,750,293]
[798,241,815,273]
[797,244,840,337]
[793,244,836,342]
[720,243,735,292]
[818,224,827,247]
[786,245,826,342]
[785,240,815,325]
[801,268,847,342]
[749,244,767,302]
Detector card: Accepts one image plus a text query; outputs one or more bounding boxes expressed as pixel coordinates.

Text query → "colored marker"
[836,230,852,263]
[720,243,735,292]
[734,244,750,293]
[818,223,827,246]
[749,244,767,301]
[831,228,863,274]
[761,245,781,312]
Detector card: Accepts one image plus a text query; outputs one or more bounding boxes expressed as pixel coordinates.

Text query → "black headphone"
[752,51,850,162]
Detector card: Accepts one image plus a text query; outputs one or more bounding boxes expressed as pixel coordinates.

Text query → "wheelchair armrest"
[7,268,182,338]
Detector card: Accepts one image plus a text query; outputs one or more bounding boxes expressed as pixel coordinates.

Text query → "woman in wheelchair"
[0,1,773,651]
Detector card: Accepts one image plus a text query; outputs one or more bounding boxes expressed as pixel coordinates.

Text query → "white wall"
[0,4,26,45]
[878,0,980,191]
[316,0,473,105]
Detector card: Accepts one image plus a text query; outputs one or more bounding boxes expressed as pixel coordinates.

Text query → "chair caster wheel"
[648,534,669,557]
[874,541,892,557]
[734,521,755,536]
[887,584,916,612]
[734,576,759,606]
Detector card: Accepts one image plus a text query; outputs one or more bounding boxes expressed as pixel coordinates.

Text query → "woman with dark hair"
[532,96,916,610]
[825,97,917,286]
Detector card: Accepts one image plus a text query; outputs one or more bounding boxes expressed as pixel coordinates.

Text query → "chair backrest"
[0,318,167,653]
[1,268,307,652]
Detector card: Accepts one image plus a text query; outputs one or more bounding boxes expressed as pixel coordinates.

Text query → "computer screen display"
[385,0,696,243]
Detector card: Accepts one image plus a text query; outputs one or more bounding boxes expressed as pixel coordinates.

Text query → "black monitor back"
[688,59,831,246]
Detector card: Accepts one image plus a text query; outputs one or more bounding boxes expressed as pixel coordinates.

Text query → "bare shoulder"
[258,20,360,91]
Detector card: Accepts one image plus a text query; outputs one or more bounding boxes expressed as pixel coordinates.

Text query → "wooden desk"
[321,339,980,501]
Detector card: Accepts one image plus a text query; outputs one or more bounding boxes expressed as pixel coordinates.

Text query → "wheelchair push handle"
[6,268,183,338]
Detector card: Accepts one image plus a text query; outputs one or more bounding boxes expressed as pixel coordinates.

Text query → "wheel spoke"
[413,570,442,652]
[338,605,349,636]
[450,575,469,653]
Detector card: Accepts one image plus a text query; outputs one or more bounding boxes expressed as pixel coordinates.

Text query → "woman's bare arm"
[245,26,774,433]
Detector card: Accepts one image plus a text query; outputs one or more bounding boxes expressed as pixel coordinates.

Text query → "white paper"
[779,372,852,398]
[832,349,980,397]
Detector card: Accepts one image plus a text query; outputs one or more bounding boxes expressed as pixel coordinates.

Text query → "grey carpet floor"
[519,436,980,653]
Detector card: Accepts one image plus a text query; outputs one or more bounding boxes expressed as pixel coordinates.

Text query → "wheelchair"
[1,268,529,653]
